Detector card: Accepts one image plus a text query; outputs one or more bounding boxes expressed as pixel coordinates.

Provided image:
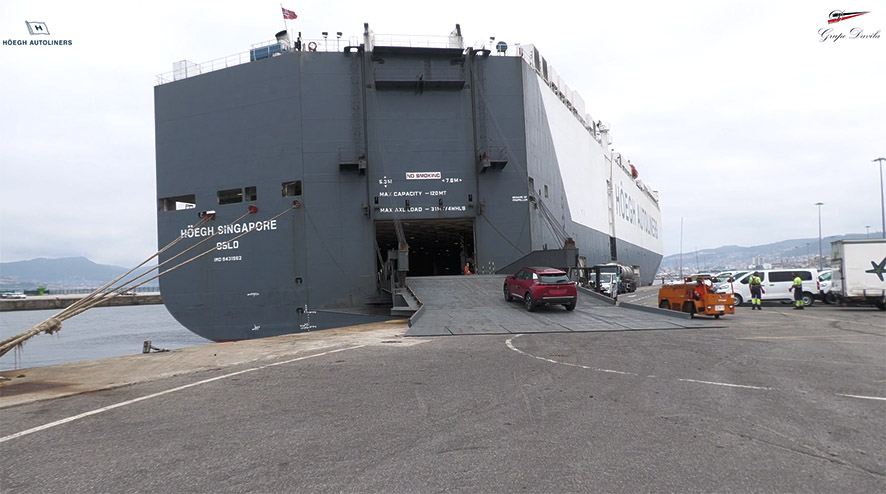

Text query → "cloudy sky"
[1,1,884,268]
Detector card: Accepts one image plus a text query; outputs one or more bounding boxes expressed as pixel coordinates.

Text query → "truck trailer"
[829,239,886,310]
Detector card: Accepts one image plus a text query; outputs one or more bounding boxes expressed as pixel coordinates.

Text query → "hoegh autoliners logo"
[828,10,870,23]
[25,21,50,35]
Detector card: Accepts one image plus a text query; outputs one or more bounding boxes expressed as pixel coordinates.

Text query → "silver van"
[718,269,819,306]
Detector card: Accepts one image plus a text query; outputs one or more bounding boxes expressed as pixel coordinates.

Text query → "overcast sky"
[1,1,884,268]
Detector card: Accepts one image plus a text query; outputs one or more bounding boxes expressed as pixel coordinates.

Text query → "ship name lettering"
[217,219,278,235]
[181,226,215,238]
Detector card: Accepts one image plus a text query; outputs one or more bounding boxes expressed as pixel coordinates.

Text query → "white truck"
[829,239,886,310]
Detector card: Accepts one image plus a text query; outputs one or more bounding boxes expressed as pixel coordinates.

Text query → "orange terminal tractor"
[658,275,735,319]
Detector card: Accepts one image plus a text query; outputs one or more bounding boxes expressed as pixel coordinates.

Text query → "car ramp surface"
[406,275,711,336]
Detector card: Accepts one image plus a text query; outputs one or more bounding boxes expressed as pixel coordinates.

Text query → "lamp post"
[866,225,871,238]
[875,157,885,239]
[815,202,824,270]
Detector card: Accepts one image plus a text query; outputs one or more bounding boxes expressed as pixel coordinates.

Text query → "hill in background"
[659,232,879,276]
[0,257,131,290]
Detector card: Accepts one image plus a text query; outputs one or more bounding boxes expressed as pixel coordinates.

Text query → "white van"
[717,269,819,306]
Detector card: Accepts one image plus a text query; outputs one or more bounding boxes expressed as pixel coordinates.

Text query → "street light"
[875,157,886,239]
[866,225,871,238]
[815,202,824,270]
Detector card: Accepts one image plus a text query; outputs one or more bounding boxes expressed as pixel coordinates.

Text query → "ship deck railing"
[156,33,462,86]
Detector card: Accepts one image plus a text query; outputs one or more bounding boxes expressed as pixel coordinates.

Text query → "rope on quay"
[0,205,296,358]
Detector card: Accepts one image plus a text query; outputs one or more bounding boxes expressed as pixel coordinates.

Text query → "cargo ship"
[154,24,663,341]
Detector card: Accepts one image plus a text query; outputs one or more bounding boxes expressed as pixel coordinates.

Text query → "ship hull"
[154,33,662,341]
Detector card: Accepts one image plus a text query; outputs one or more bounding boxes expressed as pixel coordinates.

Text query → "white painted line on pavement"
[0,345,365,444]
[505,335,638,376]
[506,334,886,404]
[835,393,886,401]
[676,378,772,390]
[507,334,773,390]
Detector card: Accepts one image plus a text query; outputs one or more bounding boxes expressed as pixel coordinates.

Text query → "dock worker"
[791,272,804,310]
[749,271,763,310]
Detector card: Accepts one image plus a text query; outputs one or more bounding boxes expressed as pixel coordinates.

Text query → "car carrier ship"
[154,23,663,341]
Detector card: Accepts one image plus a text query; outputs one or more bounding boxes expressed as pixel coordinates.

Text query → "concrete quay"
[0,293,162,312]
[1,286,884,493]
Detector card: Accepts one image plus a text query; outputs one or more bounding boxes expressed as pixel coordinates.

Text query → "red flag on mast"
[282,7,297,20]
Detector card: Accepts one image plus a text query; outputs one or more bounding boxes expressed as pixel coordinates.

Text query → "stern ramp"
[406,276,709,336]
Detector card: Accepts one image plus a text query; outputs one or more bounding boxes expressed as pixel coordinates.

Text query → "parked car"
[713,271,748,283]
[1,292,27,299]
[685,273,715,282]
[597,272,616,295]
[816,269,835,303]
[504,267,578,312]
[716,268,819,306]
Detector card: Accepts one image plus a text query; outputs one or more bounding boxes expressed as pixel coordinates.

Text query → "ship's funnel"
[276,30,291,50]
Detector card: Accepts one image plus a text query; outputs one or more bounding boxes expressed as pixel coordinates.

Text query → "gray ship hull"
[154,26,662,341]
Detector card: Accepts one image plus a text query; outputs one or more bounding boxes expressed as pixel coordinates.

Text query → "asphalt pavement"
[1,285,884,493]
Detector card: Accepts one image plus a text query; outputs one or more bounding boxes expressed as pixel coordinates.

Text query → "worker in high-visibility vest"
[748,271,763,310]
[791,273,804,310]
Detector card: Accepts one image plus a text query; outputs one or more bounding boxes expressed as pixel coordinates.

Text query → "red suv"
[504,267,578,312]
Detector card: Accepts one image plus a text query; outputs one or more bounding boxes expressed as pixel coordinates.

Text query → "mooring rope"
[0,205,295,358]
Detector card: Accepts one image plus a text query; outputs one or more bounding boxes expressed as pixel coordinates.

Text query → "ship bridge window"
[245,186,257,201]
[282,180,302,197]
[217,188,243,205]
[159,194,196,212]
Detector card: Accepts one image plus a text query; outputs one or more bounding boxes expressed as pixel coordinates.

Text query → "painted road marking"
[506,335,885,400]
[505,338,638,376]
[0,345,365,444]
[677,378,772,390]
[752,310,886,328]
[739,335,853,340]
[835,393,886,401]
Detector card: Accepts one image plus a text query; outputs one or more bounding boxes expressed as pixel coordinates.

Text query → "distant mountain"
[659,233,878,275]
[0,257,129,290]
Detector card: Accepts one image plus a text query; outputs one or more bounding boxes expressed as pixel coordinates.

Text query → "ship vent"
[478,147,508,173]
[339,149,367,174]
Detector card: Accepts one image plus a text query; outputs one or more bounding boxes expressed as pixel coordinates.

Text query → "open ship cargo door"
[375,219,475,277]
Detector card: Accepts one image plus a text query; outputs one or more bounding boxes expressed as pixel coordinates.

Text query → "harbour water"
[0,305,211,371]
